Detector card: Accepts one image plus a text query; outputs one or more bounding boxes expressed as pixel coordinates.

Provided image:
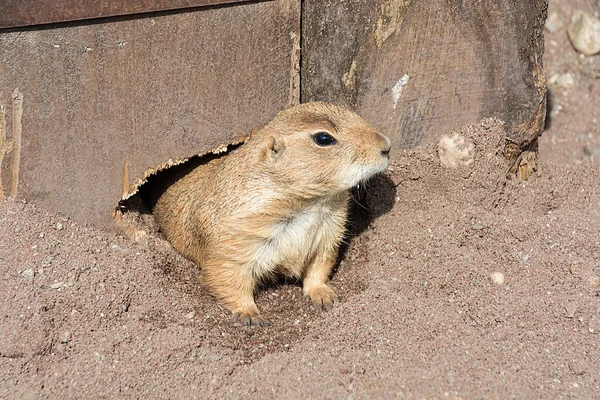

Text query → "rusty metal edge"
[0,0,259,30]
[120,134,250,202]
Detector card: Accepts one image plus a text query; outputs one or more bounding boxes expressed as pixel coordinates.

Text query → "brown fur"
[153,102,391,326]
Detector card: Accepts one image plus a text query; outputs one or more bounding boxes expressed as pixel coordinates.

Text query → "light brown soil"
[2,1,600,398]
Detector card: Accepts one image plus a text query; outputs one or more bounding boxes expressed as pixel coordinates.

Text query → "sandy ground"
[2,1,600,398]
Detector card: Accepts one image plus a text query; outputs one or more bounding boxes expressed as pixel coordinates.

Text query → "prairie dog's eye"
[312,131,337,146]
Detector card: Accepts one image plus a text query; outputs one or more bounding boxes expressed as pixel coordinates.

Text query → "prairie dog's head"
[253,102,391,194]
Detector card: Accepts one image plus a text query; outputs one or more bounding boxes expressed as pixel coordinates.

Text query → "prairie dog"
[153,102,391,326]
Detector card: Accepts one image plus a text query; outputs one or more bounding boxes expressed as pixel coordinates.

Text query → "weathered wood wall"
[302,0,547,159]
[0,0,256,29]
[1,0,548,229]
[0,0,300,228]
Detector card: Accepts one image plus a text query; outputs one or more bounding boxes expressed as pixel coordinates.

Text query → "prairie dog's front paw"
[232,310,271,327]
[304,284,338,311]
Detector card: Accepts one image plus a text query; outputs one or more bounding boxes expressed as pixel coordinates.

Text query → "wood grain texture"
[0,0,300,228]
[302,0,548,155]
[0,0,260,29]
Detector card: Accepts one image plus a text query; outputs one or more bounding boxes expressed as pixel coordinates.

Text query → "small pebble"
[185,311,196,320]
[55,222,63,230]
[110,244,123,252]
[21,268,34,278]
[59,331,71,343]
[565,303,577,318]
[569,265,580,275]
[437,133,475,168]
[472,223,485,230]
[545,11,565,32]
[568,10,600,56]
[588,316,600,334]
[555,72,575,88]
[491,272,505,285]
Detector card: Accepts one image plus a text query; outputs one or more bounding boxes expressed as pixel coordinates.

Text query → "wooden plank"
[301,0,548,162]
[0,0,300,229]
[0,0,260,29]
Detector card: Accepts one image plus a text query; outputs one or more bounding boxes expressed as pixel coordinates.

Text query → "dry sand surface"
[2,1,600,398]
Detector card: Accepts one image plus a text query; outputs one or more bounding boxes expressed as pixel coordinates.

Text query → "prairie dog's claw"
[305,284,338,312]
[232,312,271,327]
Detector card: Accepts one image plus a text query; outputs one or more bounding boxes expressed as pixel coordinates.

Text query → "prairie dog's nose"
[379,133,392,156]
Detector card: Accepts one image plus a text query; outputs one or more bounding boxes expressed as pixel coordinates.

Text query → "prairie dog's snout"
[153,102,391,327]
[379,134,392,156]
[372,131,392,169]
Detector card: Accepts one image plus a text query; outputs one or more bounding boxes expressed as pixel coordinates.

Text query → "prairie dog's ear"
[259,133,285,162]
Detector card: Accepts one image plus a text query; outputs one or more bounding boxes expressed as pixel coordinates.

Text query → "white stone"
[437,134,475,168]
[185,311,195,320]
[491,272,505,285]
[21,268,34,278]
[555,72,575,88]
[568,10,600,56]
[545,11,565,32]
[49,281,65,289]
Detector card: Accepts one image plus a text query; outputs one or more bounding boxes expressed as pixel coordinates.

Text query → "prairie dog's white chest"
[252,201,337,274]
